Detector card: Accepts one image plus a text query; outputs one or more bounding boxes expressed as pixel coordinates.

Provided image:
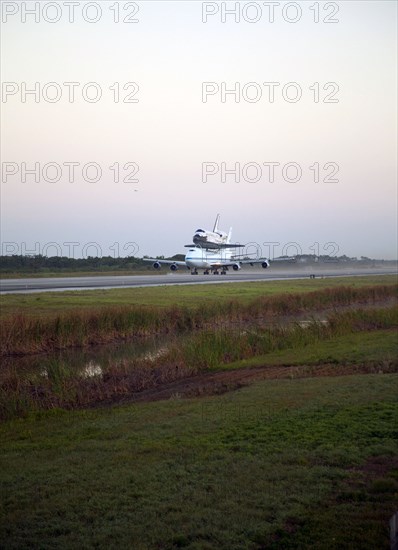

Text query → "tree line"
[0,254,391,274]
[0,255,150,273]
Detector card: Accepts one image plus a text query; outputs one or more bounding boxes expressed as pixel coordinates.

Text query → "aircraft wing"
[143,258,187,266]
[235,258,271,266]
[232,256,296,264]
[201,258,270,269]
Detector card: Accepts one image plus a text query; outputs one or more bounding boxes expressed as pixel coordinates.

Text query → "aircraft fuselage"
[185,247,232,269]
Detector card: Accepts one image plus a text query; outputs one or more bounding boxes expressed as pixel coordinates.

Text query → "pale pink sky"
[1,1,397,259]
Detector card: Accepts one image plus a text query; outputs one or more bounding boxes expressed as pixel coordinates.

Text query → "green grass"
[222,328,398,371]
[1,275,396,317]
[1,282,396,357]
[1,374,397,549]
[171,306,398,370]
[1,305,397,420]
[2,277,397,547]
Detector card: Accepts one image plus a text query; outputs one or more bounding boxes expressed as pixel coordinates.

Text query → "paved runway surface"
[1,266,396,294]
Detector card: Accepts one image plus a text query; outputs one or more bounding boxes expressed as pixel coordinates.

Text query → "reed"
[1,305,396,420]
[166,305,398,369]
[1,284,396,357]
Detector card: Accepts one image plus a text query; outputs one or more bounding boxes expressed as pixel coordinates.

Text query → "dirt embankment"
[99,361,397,408]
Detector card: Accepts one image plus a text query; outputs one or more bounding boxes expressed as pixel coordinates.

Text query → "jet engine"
[232,263,241,271]
[261,261,269,269]
[153,261,161,269]
[170,264,178,271]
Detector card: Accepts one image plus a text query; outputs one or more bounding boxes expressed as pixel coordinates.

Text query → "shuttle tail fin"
[213,214,220,233]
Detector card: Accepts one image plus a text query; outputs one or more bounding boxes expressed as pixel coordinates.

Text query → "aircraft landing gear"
[204,270,209,275]
[191,268,198,275]
[213,270,219,275]
[221,270,227,275]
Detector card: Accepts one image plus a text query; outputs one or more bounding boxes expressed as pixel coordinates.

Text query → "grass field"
[1,275,397,548]
[1,374,397,549]
[223,328,398,370]
[1,278,397,357]
[1,304,397,420]
[1,275,397,316]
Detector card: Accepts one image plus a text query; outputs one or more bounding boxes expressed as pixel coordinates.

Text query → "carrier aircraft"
[144,215,278,275]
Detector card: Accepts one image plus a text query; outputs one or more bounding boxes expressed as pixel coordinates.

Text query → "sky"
[1,0,397,260]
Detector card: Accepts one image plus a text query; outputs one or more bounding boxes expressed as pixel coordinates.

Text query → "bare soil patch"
[101,361,396,408]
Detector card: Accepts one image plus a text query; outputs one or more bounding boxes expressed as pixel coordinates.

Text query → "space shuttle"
[187,214,244,250]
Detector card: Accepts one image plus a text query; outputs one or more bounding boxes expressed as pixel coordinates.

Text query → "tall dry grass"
[1,305,397,420]
[1,284,396,357]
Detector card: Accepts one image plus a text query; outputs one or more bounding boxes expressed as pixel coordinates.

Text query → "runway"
[1,266,396,294]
